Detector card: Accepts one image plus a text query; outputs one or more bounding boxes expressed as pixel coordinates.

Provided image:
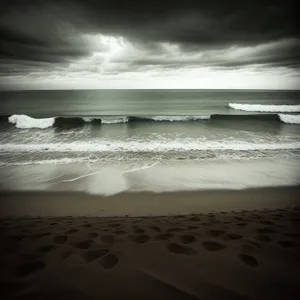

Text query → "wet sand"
[1,186,300,217]
[0,188,300,299]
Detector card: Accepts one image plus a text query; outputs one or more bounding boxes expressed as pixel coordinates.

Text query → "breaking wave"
[278,114,300,124]
[229,103,300,112]
[4,111,300,129]
[83,116,128,124]
[9,115,55,129]
[4,114,211,129]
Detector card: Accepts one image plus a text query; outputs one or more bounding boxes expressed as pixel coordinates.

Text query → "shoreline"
[1,185,299,217]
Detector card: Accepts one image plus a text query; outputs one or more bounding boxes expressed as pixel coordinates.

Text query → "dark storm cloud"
[0,0,299,74]
[121,38,300,70]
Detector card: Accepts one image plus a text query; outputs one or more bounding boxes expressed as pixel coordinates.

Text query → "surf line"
[56,161,159,183]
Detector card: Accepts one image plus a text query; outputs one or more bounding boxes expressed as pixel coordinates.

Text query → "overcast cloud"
[0,0,299,89]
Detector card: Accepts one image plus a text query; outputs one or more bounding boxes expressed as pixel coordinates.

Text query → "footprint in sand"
[155,233,173,241]
[73,240,94,249]
[278,240,299,248]
[181,235,196,244]
[16,261,45,277]
[167,243,197,255]
[82,249,109,262]
[238,254,258,267]
[189,216,200,222]
[100,253,119,269]
[83,223,92,228]
[210,230,226,237]
[202,241,225,251]
[54,235,67,244]
[133,234,150,244]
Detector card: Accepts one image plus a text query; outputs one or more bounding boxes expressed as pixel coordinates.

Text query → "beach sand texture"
[1,206,300,300]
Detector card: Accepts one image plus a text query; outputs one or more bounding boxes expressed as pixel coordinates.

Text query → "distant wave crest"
[278,114,300,124]
[229,103,300,112]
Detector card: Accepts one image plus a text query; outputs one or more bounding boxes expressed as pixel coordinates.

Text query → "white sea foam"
[149,116,210,121]
[0,157,95,166]
[1,140,299,153]
[82,117,95,122]
[229,103,300,112]
[86,167,129,195]
[278,114,300,124]
[101,117,128,124]
[82,117,128,124]
[8,115,55,129]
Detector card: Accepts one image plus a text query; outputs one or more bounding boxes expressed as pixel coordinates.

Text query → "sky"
[0,0,299,90]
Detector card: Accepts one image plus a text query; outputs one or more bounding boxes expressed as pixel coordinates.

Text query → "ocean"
[0,89,299,195]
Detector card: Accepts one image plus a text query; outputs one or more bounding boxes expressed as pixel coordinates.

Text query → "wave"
[1,141,299,153]
[147,116,210,121]
[229,103,300,112]
[211,114,280,121]
[4,114,211,129]
[101,117,129,124]
[278,114,300,124]
[8,115,55,129]
[3,112,300,129]
[83,116,128,124]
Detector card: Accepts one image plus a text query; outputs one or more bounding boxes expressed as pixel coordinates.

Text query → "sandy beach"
[1,188,300,300]
[1,0,299,298]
